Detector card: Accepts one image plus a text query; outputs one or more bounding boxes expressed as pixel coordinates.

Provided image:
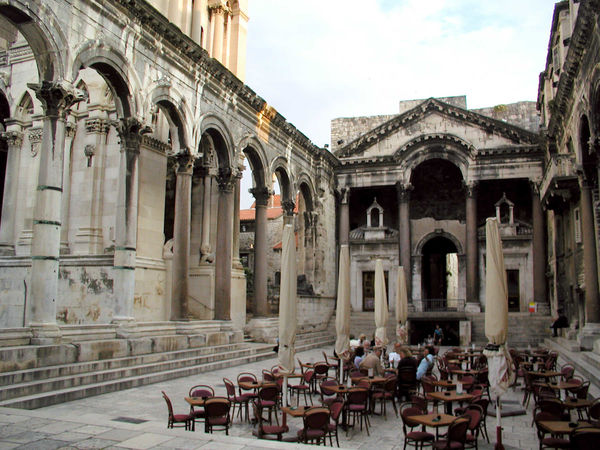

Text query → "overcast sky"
[240,0,557,208]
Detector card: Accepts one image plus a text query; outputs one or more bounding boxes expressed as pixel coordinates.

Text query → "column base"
[30,323,62,345]
[578,322,600,351]
[464,302,481,313]
[112,317,137,339]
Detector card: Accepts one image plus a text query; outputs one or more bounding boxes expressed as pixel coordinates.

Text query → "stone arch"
[72,43,138,118]
[239,135,268,189]
[14,90,34,120]
[0,1,66,80]
[397,134,474,183]
[270,156,294,206]
[199,114,233,170]
[415,231,464,256]
[296,173,316,212]
[148,85,193,153]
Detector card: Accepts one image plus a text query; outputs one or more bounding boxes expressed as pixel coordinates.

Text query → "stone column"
[200,167,214,263]
[0,125,23,255]
[579,176,600,348]
[232,173,242,269]
[215,168,235,320]
[465,181,480,310]
[171,149,194,320]
[113,118,150,330]
[397,183,412,299]
[531,181,547,309]
[250,186,270,316]
[210,4,226,61]
[27,81,85,344]
[282,200,295,227]
[339,187,350,245]
[190,0,204,44]
[59,119,76,254]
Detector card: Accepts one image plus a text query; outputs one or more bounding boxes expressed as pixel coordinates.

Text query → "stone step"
[0,331,334,409]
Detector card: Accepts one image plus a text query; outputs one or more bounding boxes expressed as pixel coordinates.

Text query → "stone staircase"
[469,313,552,347]
[0,330,334,410]
[348,311,397,341]
[544,337,600,399]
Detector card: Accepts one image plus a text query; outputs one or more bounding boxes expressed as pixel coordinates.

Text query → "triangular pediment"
[335,98,540,159]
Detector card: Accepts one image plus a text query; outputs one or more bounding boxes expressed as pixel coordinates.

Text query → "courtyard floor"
[0,345,568,449]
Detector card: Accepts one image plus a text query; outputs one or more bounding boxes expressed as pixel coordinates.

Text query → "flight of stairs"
[0,330,334,410]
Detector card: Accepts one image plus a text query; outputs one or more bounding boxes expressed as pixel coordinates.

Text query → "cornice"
[335,98,540,158]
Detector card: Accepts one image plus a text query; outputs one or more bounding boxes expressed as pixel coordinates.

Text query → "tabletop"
[350,376,387,385]
[282,406,310,418]
[185,396,207,407]
[238,380,276,390]
[408,413,462,428]
[428,391,474,403]
[563,398,592,409]
[527,370,562,378]
[545,380,581,390]
[433,380,458,389]
[538,420,594,435]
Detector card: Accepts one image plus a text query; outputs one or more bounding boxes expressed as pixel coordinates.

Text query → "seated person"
[353,346,365,369]
[550,309,569,337]
[349,334,360,349]
[359,346,384,377]
[397,347,418,371]
[416,345,435,380]
[388,343,402,369]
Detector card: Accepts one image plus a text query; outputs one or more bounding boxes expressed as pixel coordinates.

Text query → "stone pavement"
[0,346,563,449]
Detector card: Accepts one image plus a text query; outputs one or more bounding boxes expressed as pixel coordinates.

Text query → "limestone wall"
[472,101,540,133]
[331,115,395,153]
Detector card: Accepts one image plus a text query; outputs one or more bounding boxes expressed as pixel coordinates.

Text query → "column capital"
[337,186,350,204]
[217,167,236,192]
[529,178,542,196]
[282,200,296,216]
[396,182,413,202]
[465,180,479,198]
[208,0,231,14]
[174,148,195,175]
[114,117,152,155]
[85,118,110,135]
[249,186,271,206]
[1,130,23,148]
[27,80,86,118]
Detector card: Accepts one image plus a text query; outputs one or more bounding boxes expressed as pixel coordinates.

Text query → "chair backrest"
[463,405,482,431]
[314,362,329,375]
[303,407,330,433]
[561,364,575,380]
[262,369,275,381]
[589,399,600,421]
[447,417,470,444]
[347,388,369,405]
[161,391,174,417]
[205,397,230,422]
[259,385,279,401]
[303,369,315,384]
[320,377,338,396]
[223,378,236,399]
[349,369,362,378]
[384,377,396,392]
[237,372,257,385]
[330,400,344,422]
[398,366,417,386]
[400,403,424,428]
[189,384,214,398]
[575,380,590,399]
[410,393,428,413]
[570,426,600,449]
[537,398,565,418]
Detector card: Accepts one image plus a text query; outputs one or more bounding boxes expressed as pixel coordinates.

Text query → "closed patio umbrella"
[278,224,297,405]
[335,245,351,382]
[483,217,514,450]
[396,266,408,344]
[374,259,389,347]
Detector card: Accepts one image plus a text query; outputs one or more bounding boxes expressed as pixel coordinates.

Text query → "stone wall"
[472,101,540,133]
[331,115,395,153]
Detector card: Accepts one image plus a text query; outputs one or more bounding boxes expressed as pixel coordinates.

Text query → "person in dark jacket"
[551,309,569,337]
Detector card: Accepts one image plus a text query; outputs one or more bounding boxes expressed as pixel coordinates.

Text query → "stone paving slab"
[0,346,582,449]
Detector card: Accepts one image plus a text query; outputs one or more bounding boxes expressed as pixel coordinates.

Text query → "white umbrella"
[278,224,297,406]
[396,266,408,344]
[335,245,351,382]
[483,218,514,450]
[374,259,389,347]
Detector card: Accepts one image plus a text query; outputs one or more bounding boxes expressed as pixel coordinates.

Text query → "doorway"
[422,236,458,302]
[362,270,388,311]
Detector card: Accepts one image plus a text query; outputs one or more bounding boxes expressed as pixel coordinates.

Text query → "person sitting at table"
[353,346,365,369]
[349,334,360,349]
[416,346,435,380]
[388,343,402,369]
[359,346,384,377]
[362,340,371,354]
[397,347,418,371]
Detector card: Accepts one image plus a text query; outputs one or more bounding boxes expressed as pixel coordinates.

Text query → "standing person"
[416,345,435,380]
[434,324,444,345]
[550,309,569,337]
[359,346,385,377]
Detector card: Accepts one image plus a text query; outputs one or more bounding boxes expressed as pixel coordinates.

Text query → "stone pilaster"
[465,181,480,311]
[232,172,243,269]
[397,182,412,299]
[59,119,76,254]
[0,127,23,255]
[579,175,600,349]
[250,186,271,316]
[200,166,215,263]
[531,180,548,311]
[27,80,86,344]
[171,149,195,320]
[112,117,151,332]
[214,167,235,320]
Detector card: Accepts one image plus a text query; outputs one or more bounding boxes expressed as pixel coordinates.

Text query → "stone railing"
[413,298,466,312]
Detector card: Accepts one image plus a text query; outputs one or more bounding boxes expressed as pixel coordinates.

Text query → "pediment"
[335,98,540,159]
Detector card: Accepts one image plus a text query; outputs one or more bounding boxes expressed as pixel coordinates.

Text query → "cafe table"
[408,412,465,438]
[544,380,583,399]
[538,420,594,435]
[433,379,458,390]
[427,391,473,415]
[350,376,387,386]
[185,396,208,408]
[238,380,276,391]
[527,370,562,379]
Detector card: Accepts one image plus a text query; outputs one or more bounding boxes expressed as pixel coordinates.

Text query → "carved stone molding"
[465,181,479,198]
[175,148,195,175]
[27,127,43,157]
[27,80,86,118]
[217,167,235,192]
[113,117,152,155]
[85,118,110,134]
[249,186,271,206]
[282,200,296,216]
[1,130,23,148]
[396,182,413,202]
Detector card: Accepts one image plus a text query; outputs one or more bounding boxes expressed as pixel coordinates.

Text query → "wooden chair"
[252,400,289,441]
[224,377,252,422]
[204,397,231,435]
[297,406,330,445]
[400,402,434,450]
[327,400,344,447]
[432,416,470,449]
[257,385,280,425]
[570,426,600,449]
[534,411,570,450]
[161,391,193,431]
[289,369,313,406]
[188,384,214,426]
[372,376,398,418]
[346,388,370,436]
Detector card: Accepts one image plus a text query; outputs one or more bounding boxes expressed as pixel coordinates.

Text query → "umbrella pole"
[495,397,504,450]
[283,375,289,406]
[339,361,344,384]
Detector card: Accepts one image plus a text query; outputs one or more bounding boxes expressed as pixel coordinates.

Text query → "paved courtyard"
[0,346,570,449]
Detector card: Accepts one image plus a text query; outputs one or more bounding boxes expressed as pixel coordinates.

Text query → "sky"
[240,0,558,208]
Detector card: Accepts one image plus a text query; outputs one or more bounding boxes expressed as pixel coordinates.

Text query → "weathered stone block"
[128,337,153,356]
[188,334,207,348]
[76,340,128,362]
[152,335,189,353]
[228,330,243,343]
[206,332,227,346]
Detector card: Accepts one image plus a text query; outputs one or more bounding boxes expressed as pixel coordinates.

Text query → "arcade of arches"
[0,0,599,352]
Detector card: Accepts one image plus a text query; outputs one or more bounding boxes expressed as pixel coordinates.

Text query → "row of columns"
[338,180,547,309]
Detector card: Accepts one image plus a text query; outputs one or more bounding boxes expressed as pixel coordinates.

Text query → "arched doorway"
[421,236,458,309]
